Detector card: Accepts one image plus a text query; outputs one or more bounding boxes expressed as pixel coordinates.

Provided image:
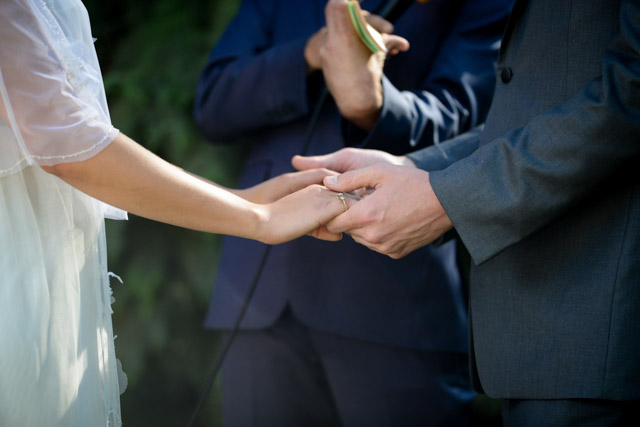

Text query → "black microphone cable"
[186,1,416,425]
[186,84,328,427]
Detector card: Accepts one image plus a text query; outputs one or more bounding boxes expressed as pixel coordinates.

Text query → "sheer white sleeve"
[1,2,126,424]
[0,0,118,176]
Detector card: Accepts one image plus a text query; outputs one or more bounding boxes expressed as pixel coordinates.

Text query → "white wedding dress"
[1,0,127,425]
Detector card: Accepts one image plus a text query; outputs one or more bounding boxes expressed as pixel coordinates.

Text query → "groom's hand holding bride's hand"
[256,182,358,245]
[292,148,453,259]
[239,168,339,204]
[236,167,359,244]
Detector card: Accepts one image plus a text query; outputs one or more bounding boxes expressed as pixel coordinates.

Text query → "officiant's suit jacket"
[194,0,512,352]
[408,0,640,399]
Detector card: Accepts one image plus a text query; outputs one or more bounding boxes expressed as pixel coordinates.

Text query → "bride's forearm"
[181,169,248,199]
[188,166,338,205]
[42,132,267,240]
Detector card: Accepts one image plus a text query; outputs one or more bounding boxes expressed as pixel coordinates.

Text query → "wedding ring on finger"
[336,192,348,212]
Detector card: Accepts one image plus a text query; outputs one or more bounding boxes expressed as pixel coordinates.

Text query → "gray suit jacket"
[409,0,640,400]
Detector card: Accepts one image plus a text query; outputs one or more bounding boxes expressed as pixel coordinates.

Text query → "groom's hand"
[293,147,414,174]
[321,163,452,258]
[242,168,338,204]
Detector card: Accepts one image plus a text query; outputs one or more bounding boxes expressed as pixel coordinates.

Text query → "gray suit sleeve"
[429,0,640,265]
[407,126,484,171]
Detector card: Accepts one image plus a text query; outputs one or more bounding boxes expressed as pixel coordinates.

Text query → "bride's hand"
[255,184,357,244]
[240,168,338,204]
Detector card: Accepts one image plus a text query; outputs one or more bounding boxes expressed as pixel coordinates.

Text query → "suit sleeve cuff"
[429,150,507,266]
[408,125,484,172]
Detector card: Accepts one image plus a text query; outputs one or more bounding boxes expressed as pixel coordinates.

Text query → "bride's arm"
[0,1,348,243]
[43,132,349,244]
[188,166,338,205]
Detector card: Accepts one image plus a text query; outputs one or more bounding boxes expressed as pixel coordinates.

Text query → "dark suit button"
[501,66,513,83]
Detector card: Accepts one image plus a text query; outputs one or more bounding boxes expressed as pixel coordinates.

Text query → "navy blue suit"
[195,0,512,425]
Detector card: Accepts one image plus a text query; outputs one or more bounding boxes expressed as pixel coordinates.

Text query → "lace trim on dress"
[0,128,116,176]
[0,157,31,177]
[30,127,115,161]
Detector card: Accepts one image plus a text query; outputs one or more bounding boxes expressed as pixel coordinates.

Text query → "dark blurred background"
[84,1,502,426]
[84,0,245,425]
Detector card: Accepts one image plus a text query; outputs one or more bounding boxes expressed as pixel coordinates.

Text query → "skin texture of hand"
[240,168,355,243]
[232,168,351,242]
[304,27,328,73]
[238,168,339,204]
[320,163,453,259]
[319,0,409,131]
[292,147,415,174]
[304,9,400,72]
[256,184,358,244]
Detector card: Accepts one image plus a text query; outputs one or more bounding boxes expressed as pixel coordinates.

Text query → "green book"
[347,1,387,53]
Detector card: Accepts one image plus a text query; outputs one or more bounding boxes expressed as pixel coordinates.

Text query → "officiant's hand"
[304,9,404,72]
[256,185,358,244]
[239,168,338,204]
[319,0,409,131]
[304,0,409,72]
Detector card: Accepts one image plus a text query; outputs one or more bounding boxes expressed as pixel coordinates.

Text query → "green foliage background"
[83,0,244,425]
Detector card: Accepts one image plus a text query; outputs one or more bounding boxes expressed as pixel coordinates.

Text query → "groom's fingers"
[323,164,397,235]
[307,190,359,239]
[308,225,343,241]
[323,166,381,194]
[293,168,339,185]
[291,154,333,171]
[325,191,371,234]
[293,148,385,173]
[322,167,382,233]
[325,205,367,234]
[292,150,356,173]
[280,167,338,192]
